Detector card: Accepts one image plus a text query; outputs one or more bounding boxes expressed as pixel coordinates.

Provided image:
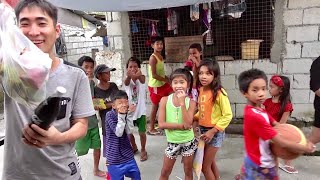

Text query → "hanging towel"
[205,23,214,45]
[190,4,200,21]
[131,19,139,33]
[167,8,174,31]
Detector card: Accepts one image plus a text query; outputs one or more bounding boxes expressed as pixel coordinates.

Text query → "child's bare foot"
[140,151,148,161]
[94,170,106,177]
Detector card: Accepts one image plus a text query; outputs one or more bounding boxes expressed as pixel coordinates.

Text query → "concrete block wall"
[60,24,104,64]
[282,0,320,122]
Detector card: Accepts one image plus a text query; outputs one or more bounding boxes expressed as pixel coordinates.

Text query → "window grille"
[128,0,275,62]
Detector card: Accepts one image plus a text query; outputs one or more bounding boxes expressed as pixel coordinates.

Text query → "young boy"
[238,69,315,179]
[75,56,105,177]
[105,90,141,180]
[124,57,148,161]
[148,36,172,135]
[94,64,118,158]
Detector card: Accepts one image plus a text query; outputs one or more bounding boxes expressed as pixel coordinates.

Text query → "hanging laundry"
[202,3,214,45]
[205,23,213,45]
[167,8,178,35]
[227,0,247,18]
[190,4,199,21]
[148,22,160,37]
[131,19,139,33]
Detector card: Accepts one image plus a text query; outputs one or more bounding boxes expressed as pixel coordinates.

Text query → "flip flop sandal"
[140,151,148,162]
[279,165,298,174]
[147,130,161,135]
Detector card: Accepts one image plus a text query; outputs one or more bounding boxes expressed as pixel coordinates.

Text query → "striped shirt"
[105,109,134,165]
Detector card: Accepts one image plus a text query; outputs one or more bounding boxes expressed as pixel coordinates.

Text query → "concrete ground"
[0,127,319,180]
[78,129,320,180]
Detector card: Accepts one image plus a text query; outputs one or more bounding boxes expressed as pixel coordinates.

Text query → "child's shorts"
[108,159,141,180]
[148,83,172,104]
[244,156,278,180]
[75,127,101,156]
[134,115,147,133]
[199,126,225,147]
[165,138,198,159]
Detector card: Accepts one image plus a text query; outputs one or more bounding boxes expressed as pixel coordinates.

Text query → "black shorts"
[314,108,320,128]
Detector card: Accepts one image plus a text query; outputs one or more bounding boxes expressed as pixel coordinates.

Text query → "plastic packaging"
[31,86,66,130]
[0,3,52,109]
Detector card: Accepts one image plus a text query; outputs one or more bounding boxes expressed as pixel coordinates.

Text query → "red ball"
[270,124,307,160]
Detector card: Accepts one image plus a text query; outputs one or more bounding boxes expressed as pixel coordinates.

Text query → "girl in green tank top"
[157,68,197,180]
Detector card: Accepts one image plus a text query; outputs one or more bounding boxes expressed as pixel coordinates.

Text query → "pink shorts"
[148,83,172,104]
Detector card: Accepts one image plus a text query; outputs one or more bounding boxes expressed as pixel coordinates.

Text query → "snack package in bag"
[193,127,205,180]
[0,4,52,109]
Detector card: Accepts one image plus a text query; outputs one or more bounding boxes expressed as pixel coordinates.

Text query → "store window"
[129,0,275,62]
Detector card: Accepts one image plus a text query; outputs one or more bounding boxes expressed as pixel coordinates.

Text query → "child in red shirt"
[263,75,296,174]
[237,69,315,180]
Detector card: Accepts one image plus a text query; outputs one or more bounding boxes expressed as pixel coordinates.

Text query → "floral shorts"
[165,138,198,159]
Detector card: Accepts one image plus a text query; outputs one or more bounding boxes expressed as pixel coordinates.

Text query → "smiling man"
[2,0,95,179]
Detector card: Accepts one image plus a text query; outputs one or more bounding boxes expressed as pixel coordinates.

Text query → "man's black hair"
[238,69,268,93]
[15,0,58,25]
[78,56,95,66]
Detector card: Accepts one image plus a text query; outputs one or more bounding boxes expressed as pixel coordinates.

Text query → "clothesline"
[130,16,160,23]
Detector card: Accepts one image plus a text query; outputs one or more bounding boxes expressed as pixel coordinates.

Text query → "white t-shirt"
[124,79,146,120]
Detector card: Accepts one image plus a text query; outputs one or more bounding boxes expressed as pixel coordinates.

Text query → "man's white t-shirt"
[124,79,146,120]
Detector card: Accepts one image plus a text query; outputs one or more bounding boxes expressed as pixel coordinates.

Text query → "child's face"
[97,71,110,82]
[269,81,282,97]
[112,98,129,113]
[81,61,94,79]
[151,41,163,52]
[198,66,214,87]
[127,61,139,74]
[189,48,201,60]
[243,78,267,107]
[171,76,188,93]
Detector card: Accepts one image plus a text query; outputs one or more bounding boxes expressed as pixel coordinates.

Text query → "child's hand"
[127,70,134,78]
[200,129,216,142]
[183,123,192,130]
[128,104,136,113]
[135,69,142,77]
[304,141,316,153]
[176,90,187,106]
[189,55,200,67]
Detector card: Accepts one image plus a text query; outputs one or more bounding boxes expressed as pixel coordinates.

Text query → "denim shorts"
[244,156,278,180]
[199,126,225,147]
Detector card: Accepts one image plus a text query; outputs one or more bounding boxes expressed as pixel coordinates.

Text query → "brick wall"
[60,24,105,64]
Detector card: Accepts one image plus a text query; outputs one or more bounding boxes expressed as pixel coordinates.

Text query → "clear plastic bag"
[0,4,52,109]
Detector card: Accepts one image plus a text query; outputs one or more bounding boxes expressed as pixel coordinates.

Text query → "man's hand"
[22,124,64,148]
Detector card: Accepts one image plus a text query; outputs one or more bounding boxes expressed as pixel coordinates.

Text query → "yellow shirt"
[195,87,233,131]
[148,53,165,87]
